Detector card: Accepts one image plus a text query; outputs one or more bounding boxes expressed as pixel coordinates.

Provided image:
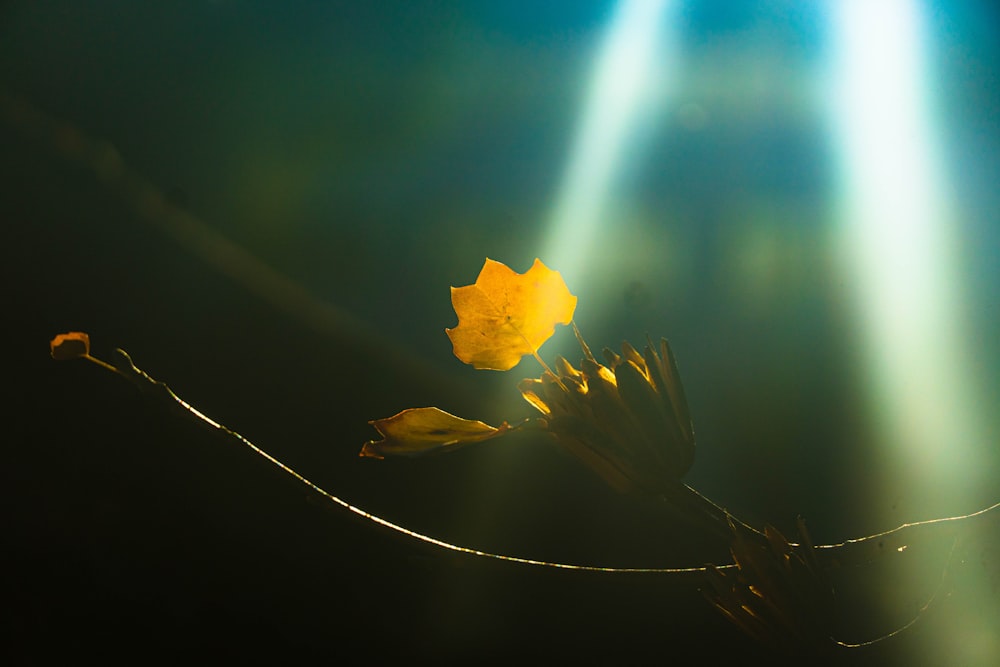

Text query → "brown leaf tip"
[50,331,91,360]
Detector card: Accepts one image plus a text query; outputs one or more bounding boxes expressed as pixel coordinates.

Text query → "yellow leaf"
[446,258,577,371]
[361,407,513,459]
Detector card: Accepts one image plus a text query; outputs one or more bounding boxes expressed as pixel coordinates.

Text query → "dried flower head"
[518,325,695,494]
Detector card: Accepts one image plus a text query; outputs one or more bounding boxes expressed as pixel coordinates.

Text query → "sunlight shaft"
[828,0,981,497]
[544,0,674,288]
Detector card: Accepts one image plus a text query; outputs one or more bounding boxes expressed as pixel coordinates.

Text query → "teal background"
[2,1,998,662]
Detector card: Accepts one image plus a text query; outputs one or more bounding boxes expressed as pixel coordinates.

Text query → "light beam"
[828,0,982,504]
[827,2,992,659]
[543,0,674,288]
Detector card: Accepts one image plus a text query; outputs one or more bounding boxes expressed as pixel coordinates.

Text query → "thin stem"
[61,344,1000,577]
[83,353,126,375]
[530,349,556,377]
[655,481,765,549]
[530,349,571,393]
[99,347,714,576]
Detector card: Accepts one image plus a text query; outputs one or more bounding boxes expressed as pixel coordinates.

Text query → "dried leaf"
[446,258,576,371]
[50,331,91,360]
[361,407,513,459]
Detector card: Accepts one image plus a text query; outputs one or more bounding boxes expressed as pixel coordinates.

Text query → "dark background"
[2,1,998,663]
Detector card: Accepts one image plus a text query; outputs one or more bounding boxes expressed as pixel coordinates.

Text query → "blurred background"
[2,0,998,663]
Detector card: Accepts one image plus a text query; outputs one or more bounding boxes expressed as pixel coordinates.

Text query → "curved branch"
[62,345,1000,580]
